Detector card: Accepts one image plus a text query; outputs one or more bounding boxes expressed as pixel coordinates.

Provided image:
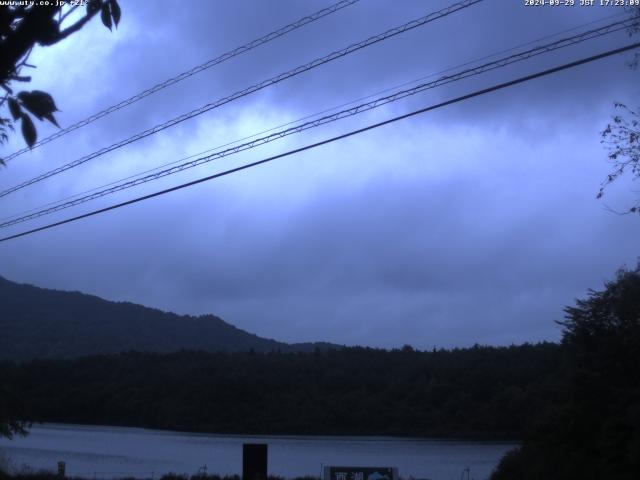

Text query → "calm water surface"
[0,424,517,480]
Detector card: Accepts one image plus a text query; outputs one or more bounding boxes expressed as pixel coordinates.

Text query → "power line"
[1,0,361,162]
[7,9,623,223]
[1,16,634,229]
[9,8,618,220]
[0,0,484,199]
[8,9,620,228]
[1,41,638,244]
[1,14,634,227]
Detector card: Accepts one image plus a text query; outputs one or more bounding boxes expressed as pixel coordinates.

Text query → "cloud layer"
[1,0,639,348]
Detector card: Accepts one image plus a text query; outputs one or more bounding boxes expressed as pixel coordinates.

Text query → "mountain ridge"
[0,275,340,361]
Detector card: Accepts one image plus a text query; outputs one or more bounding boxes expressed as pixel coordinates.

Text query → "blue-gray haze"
[0,0,638,348]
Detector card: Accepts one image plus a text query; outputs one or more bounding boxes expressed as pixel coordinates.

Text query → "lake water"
[0,424,516,480]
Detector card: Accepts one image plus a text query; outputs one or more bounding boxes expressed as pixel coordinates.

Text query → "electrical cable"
[1,0,361,162]
[0,0,484,198]
[1,16,635,229]
[1,41,638,243]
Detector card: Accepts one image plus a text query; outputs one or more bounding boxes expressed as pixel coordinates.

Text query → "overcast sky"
[1,0,639,349]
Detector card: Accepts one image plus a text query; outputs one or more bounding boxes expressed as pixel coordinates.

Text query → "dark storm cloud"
[1,0,639,348]
[20,0,637,153]
[47,0,637,139]
[143,0,636,117]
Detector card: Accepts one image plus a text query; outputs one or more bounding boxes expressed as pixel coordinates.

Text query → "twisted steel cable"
[2,0,360,162]
[1,17,635,229]
[2,41,639,243]
[0,0,484,198]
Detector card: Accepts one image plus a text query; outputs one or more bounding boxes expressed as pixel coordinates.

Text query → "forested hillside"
[0,343,562,439]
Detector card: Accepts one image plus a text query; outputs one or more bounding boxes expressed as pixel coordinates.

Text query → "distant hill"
[0,276,339,361]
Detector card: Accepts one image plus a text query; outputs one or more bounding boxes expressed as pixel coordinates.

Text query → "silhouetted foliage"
[598,6,640,213]
[600,103,640,213]
[0,366,28,440]
[627,6,640,70]
[491,263,640,480]
[0,343,563,439]
[0,0,120,159]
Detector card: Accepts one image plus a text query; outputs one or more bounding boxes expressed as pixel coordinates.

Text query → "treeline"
[0,472,314,480]
[491,265,640,480]
[0,342,564,439]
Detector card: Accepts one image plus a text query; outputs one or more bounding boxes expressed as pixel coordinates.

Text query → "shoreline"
[17,422,522,444]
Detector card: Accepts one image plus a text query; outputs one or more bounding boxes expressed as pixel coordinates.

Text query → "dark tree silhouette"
[0,380,28,439]
[492,263,640,480]
[0,0,121,162]
[598,6,640,213]
[0,1,121,439]
[0,344,563,439]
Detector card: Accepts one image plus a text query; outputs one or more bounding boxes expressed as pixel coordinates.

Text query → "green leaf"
[101,3,112,30]
[8,97,21,120]
[20,113,37,148]
[110,0,121,27]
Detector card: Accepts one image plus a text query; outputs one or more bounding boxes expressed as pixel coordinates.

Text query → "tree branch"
[0,5,58,83]
[52,8,99,43]
[59,5,79,26]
